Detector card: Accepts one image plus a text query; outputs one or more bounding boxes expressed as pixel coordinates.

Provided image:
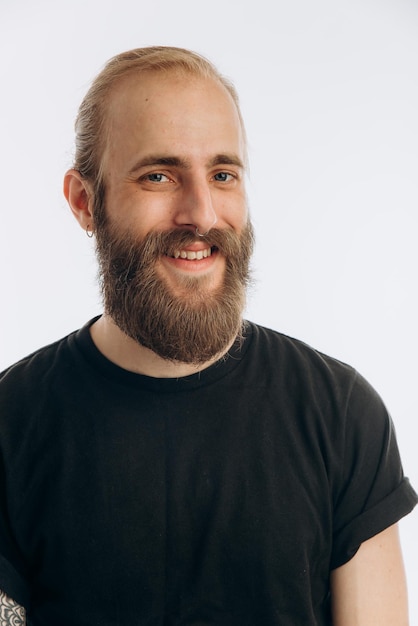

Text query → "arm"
[0,589,26,625]
[330,523,409,626]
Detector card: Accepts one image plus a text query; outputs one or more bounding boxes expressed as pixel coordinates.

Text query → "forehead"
[107,70,239,123]
[102,71,245,170]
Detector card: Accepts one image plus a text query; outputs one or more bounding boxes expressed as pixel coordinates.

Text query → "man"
[0,46,416,625]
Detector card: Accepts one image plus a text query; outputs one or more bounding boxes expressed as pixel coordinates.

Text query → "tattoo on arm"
[0,589,26,625]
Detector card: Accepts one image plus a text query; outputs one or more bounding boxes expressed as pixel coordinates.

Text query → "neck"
[89,314,236,378]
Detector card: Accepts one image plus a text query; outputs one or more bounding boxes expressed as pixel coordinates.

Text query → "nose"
[173,177,218,236]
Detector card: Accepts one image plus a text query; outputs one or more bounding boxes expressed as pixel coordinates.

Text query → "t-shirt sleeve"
[330,371,418,569]
[0,478,30,608]
[0,557,29,608]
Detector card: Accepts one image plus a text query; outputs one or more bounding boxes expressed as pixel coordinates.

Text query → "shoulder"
[244,321,389,428]
[0,321,97,419]
[0,318,99,389]
[1,334,72,391]
[0,323,96,464]
[246,321,360,386]
[247,321,348,364]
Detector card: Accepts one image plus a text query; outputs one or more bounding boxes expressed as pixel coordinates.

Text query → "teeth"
[173,247,212,260]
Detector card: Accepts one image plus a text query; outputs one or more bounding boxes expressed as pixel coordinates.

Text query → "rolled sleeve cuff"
[331,477,418,570]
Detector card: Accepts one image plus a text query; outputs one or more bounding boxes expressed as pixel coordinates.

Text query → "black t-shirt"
[0,319,416,625]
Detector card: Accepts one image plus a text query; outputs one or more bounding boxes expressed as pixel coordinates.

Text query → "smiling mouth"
[169,246,217,260]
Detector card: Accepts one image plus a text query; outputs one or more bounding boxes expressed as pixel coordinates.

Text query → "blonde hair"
[73,46,246,192]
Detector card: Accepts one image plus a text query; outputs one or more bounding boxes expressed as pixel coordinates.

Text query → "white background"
[1,0,417,619]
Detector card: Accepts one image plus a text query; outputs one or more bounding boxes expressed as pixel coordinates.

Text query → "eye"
[144,172,170,183]
[213,171,234,183]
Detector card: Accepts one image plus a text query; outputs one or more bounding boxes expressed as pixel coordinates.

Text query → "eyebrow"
[208,154,245,169]
[129,153,245,174]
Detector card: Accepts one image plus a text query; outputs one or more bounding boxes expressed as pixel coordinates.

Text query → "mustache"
[99,225,254,283]
[140,228,245,261]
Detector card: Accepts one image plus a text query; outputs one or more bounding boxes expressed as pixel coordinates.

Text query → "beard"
[94,207,254,365]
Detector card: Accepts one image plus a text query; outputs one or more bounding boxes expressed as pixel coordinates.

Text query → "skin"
[0,590,26,624]
[64,72,248,378]
[331,524,409,625]
[64,70,411,622]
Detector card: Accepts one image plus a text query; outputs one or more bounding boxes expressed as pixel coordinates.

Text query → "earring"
[86,225,94,239]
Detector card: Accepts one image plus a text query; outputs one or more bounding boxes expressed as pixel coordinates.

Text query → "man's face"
[94,72,253,364]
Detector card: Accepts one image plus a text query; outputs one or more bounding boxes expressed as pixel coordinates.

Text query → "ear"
[63,169,94,232]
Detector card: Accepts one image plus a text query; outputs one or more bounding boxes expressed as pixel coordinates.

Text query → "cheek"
[221,195,248,230]
[107,189,174,234]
